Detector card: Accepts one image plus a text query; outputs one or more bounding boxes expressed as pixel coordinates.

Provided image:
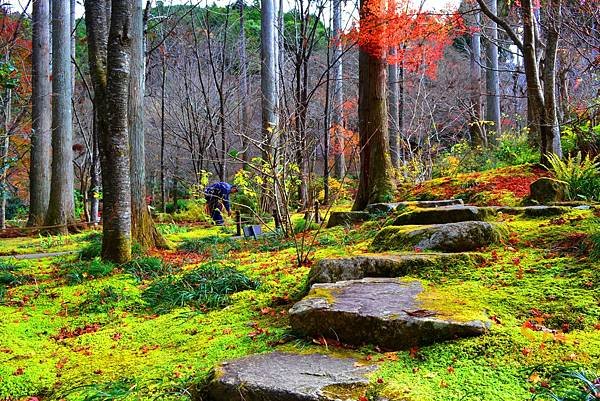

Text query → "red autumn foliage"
[52,323,101,341]
[345,0,466,78]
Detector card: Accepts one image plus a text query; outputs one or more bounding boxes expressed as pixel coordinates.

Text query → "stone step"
[290,278,488,350]
[392,205,494,225]
[495,205,569,217]
[308,253,483,285]
[371,221,503,253]
[326,211,371,228]
[366,199,464,214]
[206,352,378,401]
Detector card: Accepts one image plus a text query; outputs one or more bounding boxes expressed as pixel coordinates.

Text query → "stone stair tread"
[366,199,463,213]
[308,252,483,285]
[206,352,378,401]
[392,205,493,225]
[290,278,488,350]
[371,221,503,253]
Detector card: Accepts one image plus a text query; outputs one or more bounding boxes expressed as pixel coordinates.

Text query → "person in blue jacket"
[204,182,238,225]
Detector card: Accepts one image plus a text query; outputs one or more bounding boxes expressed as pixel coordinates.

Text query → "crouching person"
[204,182,238,225]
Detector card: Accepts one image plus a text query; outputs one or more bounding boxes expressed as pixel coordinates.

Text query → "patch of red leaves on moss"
[52,323,101,341]
[148,249,207,266]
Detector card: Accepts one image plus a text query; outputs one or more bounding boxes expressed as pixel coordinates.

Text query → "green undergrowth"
[1,168,599,400]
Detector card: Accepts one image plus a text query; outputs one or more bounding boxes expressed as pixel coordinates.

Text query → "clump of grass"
[64,259,115,284]
[0,260,33,303]
[142,262,259,313]
[122,257,175,282]
[157,223,189,235]
[257,233,293,252]
[179,235,241,257]
[79,233,102,260]
[78,285,142,314]
[62,379,139,401]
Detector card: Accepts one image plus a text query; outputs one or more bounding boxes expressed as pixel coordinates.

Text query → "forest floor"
[1,164,599,401]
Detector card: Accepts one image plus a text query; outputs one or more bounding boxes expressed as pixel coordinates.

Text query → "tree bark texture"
[129,0,165,249]
[388,46,400,168]
[46,0,75,233]
[332,0,346,178]
[484,0,501,139]
[469,11,486,147]
[261,0,278,155]
[28,0,52,226]
[353,0,395,211]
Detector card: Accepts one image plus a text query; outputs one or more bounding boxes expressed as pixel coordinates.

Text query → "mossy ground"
[1,167,599,401]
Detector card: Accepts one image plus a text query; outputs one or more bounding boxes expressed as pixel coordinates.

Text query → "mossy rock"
[289,278,489,350]
[392,206,495,226]
[308,253,484,285]
[496,205,569,217]
[206,352,378,401]
[326,211,371,228]
[371,221,505,253]
[529,177,568,204]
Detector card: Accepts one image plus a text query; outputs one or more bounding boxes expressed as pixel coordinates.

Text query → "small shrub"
[179,235,241,256]
[156,223,189,235]
[0,261,32,303]
[293,218,319,234]
[64,259,115,284]
[80,234,103,260]
[546,152,600,201]
[532,369,600,401]
[122,257,174,282]
[142,262,259,312]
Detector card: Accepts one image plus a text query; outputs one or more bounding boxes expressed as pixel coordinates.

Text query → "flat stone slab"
[290,278,488,350]
[496,206,569,217]
[308,253,482,285]
[206,352,378,401]
[393,205,493,225]
[371,221,503,252]
[366,199,463,213]
[326,211,371,228]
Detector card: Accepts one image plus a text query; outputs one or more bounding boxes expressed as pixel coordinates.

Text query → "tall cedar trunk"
[0,69,10,229]
[352,0,395,211]
[469,11,486,146]
[323,38,331,204]
[484,0,501,139]
[160,52,167,212]
[398,62,405,163]
[28,0,52,226]
[239,2,250,163]
[90,104,101,224]
[129,0,165,249]
[332,0,345,178]
[102,0,133,263]
[46,0,75,233]
[388,46,400,168]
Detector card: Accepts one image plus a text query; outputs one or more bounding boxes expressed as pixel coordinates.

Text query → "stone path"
[205,199,583,399]
[0,251,76,260]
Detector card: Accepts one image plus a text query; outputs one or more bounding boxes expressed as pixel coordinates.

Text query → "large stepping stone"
[529,177,567,204]
[393,205,494,225]
[290,278,488,350]
[308,253,482,285]
[496,205,568,217]
[366,199,463,214]
[206,352,378,401]
[371,221,503,252]
[326,211,371,228]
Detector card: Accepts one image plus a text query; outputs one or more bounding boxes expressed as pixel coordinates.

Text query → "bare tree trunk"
[28,0,52,226]
[332,0,345,178]
[469,10,486,146]
[90,105,100,224]
[261,0,278,152]
[46,0,75,233]
[388,46,400,168]
[238,1,250,163]
[129,0,165,249]
[0,79,10,229]
[484,0,501,139]
[160,52,167,212]
[353,0,395,211]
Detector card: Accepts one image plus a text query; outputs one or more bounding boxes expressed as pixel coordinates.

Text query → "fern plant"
[546,152,600,201]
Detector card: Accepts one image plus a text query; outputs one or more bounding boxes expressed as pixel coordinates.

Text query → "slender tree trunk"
[485,0,501,139]
[28,0,52,226]
[129,0,165,249]
[323,41,331,204]
[261,0,278,153]
[239,2,250,163]
[0,80,10,229]
[353,0,395,211]
[398,61,405,164]
[90,105,100,224]
[388,46,400,168]
[160,54,167,212]
[332,0,345,178]
[469,10,486,147]
[46,0,75,233]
